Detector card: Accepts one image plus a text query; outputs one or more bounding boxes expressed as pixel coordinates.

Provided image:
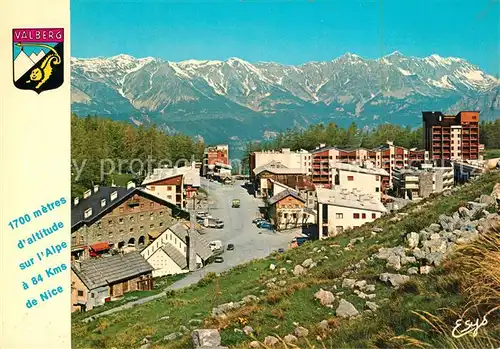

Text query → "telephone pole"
[188,194,197,272]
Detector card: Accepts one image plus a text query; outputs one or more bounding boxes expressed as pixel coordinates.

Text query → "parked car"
[227,243,234,251]
[257,221,273,230]
[214,256,224,263]
[232,199,240,208]
[252,217,265,224]
[278,248,285,253]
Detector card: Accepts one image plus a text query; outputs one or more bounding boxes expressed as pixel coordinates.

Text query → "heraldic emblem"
[13,28,64,94]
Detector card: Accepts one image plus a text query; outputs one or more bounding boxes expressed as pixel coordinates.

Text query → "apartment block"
[310,142,427,190]
[317,187,387,239]
[249,148,311,181]
[331,162,390,199]
[423,111,480,162]
[202,144,229,176]
[392,166,454,201]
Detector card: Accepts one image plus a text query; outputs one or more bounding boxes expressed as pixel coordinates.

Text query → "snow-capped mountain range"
[71,51,499,147]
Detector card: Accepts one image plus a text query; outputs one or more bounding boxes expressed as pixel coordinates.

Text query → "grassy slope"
[72,171,500,349]
[484,149,500,160]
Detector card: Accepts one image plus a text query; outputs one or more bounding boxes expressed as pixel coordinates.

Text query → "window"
[347,176,354,181]
[150,202,154,208]
[159,222,163,227]
[140,226,144,231]
[119,229,124,234]
[140,203,144,209]
[119,218,124,224]
[292,213,297,219]
[108,220,113,225]
[336,213,343,219]
[353,213,360,219]
[167,186,172,191]
[375,187,380,192]
[130,216,134,222]
[284,213,288,219]
[140,214,144,221]
[167,195,172,199]
[119,207,124,213]
[375,176,379,181]
[159,211,164,216]
[150,213,154,220]
[97,222,102,229]
[108,232,113,238]
[150,224,154,229]
[130,227,134,232]
[150,186,156,191]
[372,213,376,219]
[362,213,366,219]
[77,290,84,297]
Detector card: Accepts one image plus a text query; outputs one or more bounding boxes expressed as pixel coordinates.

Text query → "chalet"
[71,182,190,261]
[268,189,316,231]
[253,161,308,197]
[71,251,154,312]
[141,222,212,277]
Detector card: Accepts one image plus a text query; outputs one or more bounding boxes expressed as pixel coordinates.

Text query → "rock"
[314,288,335,305]
[140,344,151,349]
[342,278,357,289]
[379,273,410,288]
[234,328,244,334]
[248,341,261,348]
[284,334,298,344]
[336,292,344,296]
[191,329,221,348]
[278,280,287,287]
[373,227,383,232]
[318,320,329,331]
[189,319,203,326]
[354,280,367,289]
[479,195,495,205]
[243,326,254,335]
[349,237,364,245]
[412,247,426,260]
[159,316,170,321]
[365,294,376,300]
[386,255,401,271]
[302,258,314,268]
[492,183,500,204]
[293,265,307,276]
[336,299,359,318]
[428,223,441,233]
[401,256,417,265]
[425,252,445,266]
[264,336,279,346]
[294,326,309,337]
[363,284,376,292]
[242,295,259,303]
[179,325,189,333]
[269,264,276,271]
[279,268,287,275]
[164,332,180,341]
[266,282,277,289]
[365,301,379,311]
[458,206,471,219]
[408,267,419,275]
[141,338,150,344]
[420,266,433,274]
[286,260,292,264]
[309,262,318,269]
[407,232,420,249]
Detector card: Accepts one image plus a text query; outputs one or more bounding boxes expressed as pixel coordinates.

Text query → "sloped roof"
[316,187,387,213]
[71,187,190,231]
[268,189,305,206]
[161,243,188,269]
[168,222,213,260]
[72,251,154,290]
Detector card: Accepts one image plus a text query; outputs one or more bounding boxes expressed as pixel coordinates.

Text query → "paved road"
[81,179,296,322]
[167,178,296,290]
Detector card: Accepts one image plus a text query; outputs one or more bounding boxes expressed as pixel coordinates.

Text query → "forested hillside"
[71,114,205,197]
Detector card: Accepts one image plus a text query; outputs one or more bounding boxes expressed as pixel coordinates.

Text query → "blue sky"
[71,0,499,75]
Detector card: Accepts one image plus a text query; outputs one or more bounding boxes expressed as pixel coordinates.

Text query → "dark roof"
[71,187,190,231]
[160,243,188,269]
[72,251,153,290]
[268,189,305,206]
[168,222,213,260]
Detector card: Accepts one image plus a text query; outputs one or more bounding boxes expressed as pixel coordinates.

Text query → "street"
[167,178,297,290]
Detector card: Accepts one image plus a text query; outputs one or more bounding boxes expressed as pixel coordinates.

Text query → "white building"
[392,166,454,201]
[316,187,387,239]
[251,148,311,179]
[140,222,212,277]
[331,162,389,199]
[141,162,200,209]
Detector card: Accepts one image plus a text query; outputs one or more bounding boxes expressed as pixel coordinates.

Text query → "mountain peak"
[385,50,403,57]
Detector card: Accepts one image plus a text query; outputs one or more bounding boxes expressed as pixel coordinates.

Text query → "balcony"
[405,183,419,189]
